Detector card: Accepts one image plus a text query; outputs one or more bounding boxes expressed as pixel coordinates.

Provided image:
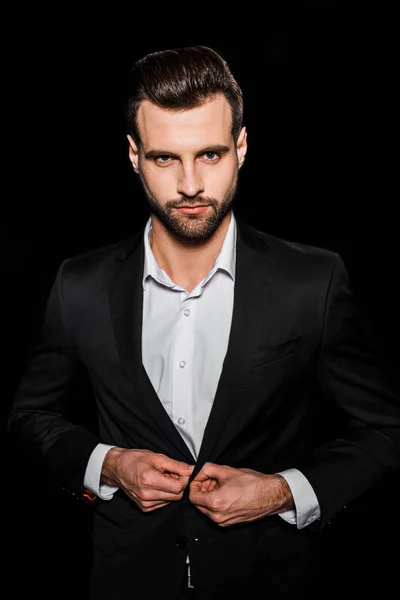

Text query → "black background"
[4,7,399,598]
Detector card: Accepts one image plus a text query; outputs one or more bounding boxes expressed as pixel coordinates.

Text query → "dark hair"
[126,46,243,148]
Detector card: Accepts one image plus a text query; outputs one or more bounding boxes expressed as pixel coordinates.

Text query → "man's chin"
[167,222,216,242]
[148,199,233,241]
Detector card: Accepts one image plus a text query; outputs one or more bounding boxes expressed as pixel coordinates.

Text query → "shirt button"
[178,417,186,425]
[179,360,186,368]
[184,309,191,316]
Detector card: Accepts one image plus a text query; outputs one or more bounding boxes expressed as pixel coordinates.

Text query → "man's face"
[128,93,247,241]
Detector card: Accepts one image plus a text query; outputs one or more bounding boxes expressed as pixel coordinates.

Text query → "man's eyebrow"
[143,144,231,159]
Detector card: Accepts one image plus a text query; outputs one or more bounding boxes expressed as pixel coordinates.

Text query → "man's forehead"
[137,94,232,145]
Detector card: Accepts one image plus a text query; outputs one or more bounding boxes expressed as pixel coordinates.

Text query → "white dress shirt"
[84,211,321,554]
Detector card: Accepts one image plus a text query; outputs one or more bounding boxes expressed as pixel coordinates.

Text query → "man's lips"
[175,206,210,214]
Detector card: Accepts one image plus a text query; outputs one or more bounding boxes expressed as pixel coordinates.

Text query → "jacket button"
[176,536,187,548]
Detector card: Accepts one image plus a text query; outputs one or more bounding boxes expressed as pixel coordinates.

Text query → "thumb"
[160,458,195,477]
[194,462,223,482]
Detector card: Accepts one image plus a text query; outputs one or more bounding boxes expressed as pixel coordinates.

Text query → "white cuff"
[84,444,119,501]
[276,468,321,529]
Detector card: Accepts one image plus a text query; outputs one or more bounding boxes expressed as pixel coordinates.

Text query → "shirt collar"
[142,210,237,291]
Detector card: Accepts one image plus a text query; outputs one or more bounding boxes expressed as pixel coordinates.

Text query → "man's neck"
[149,211,232,289]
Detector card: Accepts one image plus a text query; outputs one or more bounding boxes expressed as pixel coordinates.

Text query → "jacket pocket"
[250,335,301,368]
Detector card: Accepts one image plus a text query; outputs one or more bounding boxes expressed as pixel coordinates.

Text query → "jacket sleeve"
[7,259,102,500]
[299,253,400,530]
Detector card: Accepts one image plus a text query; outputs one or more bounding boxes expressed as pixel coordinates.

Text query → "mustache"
[167,197,216,208]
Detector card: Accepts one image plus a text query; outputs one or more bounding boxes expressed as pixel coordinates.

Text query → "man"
[8,46,400,600]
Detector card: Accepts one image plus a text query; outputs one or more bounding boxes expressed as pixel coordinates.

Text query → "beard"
[137,168,239,242]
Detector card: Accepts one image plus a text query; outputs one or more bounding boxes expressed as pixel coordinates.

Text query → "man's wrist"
[101,447,124,486]
[270,474,295,512]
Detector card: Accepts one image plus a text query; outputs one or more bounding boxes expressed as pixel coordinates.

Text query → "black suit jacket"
[8,215,400,599]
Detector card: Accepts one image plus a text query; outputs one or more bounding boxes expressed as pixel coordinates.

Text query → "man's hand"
[189,462,294,527]
[101,447,194,512]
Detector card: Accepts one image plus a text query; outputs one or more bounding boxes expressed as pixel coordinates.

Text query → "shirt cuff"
[84,443,119,501]
[276,468,321,529]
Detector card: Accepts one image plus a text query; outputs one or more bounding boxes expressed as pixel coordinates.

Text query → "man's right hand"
[101,447,195,512]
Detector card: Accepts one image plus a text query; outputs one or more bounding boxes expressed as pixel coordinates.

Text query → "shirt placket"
[171,288,198,585]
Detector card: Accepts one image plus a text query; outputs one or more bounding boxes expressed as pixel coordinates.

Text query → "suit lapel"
[109,214,275,467]
[196,216,275,467]
[109,231,194,463]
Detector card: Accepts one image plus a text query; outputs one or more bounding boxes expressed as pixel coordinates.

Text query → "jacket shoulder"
[59,232,141,279]
[259,229,340,270]
[267,231,336,255]
[239,222,344,286]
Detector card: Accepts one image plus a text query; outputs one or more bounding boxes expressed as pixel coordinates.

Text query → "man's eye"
[204,152,218,160]
[154,152,220,165]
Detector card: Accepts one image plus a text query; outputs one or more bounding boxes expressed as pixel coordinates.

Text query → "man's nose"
[177,166,204,199]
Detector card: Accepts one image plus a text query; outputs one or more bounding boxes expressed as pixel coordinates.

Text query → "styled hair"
[126,46,244,148]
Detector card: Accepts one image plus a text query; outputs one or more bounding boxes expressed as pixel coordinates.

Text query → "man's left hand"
[189,462,295,527]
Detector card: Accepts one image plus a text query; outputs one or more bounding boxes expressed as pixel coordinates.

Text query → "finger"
[164,471,191,488]
[143,472,189,497]
[204,479,217,492]
[156,456,195,477]
[145,503,170,512]
[164,472,180,479]
[193,462,224,482]
[161,472,192,494]
[189,486,214,509]
[192,471,211,483]
[138,485,185,503]
[141,499,169,509]
[140,501,170,512]
[189,480,203,493]
[192,479,215,492]
[127,490,169,509]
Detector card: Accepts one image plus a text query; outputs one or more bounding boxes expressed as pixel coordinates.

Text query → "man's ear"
[127,135,139,173]
[236,127,248,169]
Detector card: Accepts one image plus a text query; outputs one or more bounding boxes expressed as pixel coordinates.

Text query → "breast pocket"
[250,335,301,368]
